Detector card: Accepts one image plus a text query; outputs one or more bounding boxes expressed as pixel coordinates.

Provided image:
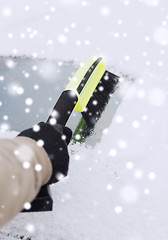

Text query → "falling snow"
[25,98,33,106]
[120,185,139,203]
[14,145,34,162]
[0,0,168,239]
[114,206,123,214]
[101,7,111,16]
[33,124,40,132]
[6,59,17,69]
[2,8,12,17]
[37,139,44,147]
[142,0,162,7]
[153,26,168,46]
[34,163,42,172]
[24,202,31,210]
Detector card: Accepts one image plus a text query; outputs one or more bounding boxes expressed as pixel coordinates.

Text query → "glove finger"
[52,123,64,134]
[50,124,72,144]
[63,126,72,145]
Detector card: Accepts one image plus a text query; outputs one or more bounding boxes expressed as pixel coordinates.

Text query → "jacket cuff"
[16,136,52,186]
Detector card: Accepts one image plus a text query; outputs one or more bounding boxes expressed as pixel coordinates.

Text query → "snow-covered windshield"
[0,57,76,131]
[0,0,168,239]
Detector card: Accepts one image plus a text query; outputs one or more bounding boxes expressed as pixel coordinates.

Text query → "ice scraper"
[22,56,119,212]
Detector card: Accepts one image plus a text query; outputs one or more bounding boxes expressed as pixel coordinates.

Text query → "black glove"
[18,122,72,184]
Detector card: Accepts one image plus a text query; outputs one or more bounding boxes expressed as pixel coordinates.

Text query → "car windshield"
[0,57,77,131]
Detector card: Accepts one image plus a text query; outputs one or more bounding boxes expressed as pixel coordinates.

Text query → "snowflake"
[98,86,104,91]
[109,149,117,157]
[114,206,122,214]
[123,33,128,38]
[124,55,130,61]
[74,154,80,161]
[32,65,38,71]
[14,145,34,162]
[148,172,156,180]
[23,161,30,169]
[141,0,161,7]
[8,33,13,39]
[75,134,81,140]
[37,139,44,147]
[25,98,33,106]
[134,169,143,179]
[162,21,167,27]
[25,108,30,113]
[114,32,120,38]
[55,172,65,181]
[20,33,26,39]
[76,40,81,46]
[35,164,42,172]
[115,115,124,123]
[118,139,128,149]
[24,202,31,210]
[2,8,12,17]
[50,7,56,12]
[132,121,140,129]
[137,89,146,98]
[0,123,10,131]
[57,34,67,44]
[6,59,17,69]
[71,22,76,28]
[101,7,110,16]
[126,161,134,169]
[27,28,32,33]
[24,6,30,11]
[154,26,168,46]
[92,100,98,105]
[106,184,113,191]
[46,39,54,45]
[120,185,139,203]
[34,84,39,90]
[64,28,69,33]
[84,40,90,45]
[25,224,35,233]
[81,1,87,7]
[145,61,151,66]
[0,76,4,81]
[33,124,40,132]
[3,115,8,120]
[17,87,24,95]
[45,15,50,21]
[61,134,67,141]
[158,61,163,67]
[144,36,151,42]
[117,19,123,25]
[142,115,148,120]
[103,128,109,134]
[49,118,57,125]
[144,188,150,194]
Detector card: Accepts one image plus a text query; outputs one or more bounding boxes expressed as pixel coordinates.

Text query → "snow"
[0,130,18,139]
[0,0,168,239]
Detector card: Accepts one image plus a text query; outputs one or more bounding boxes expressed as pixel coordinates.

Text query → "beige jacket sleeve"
[0,136,52,227]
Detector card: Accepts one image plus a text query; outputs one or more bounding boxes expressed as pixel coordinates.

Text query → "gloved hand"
[18,122,72,184]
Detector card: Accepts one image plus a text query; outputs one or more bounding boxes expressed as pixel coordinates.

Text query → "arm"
[0,136,52,227]
[0,122,72,227]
